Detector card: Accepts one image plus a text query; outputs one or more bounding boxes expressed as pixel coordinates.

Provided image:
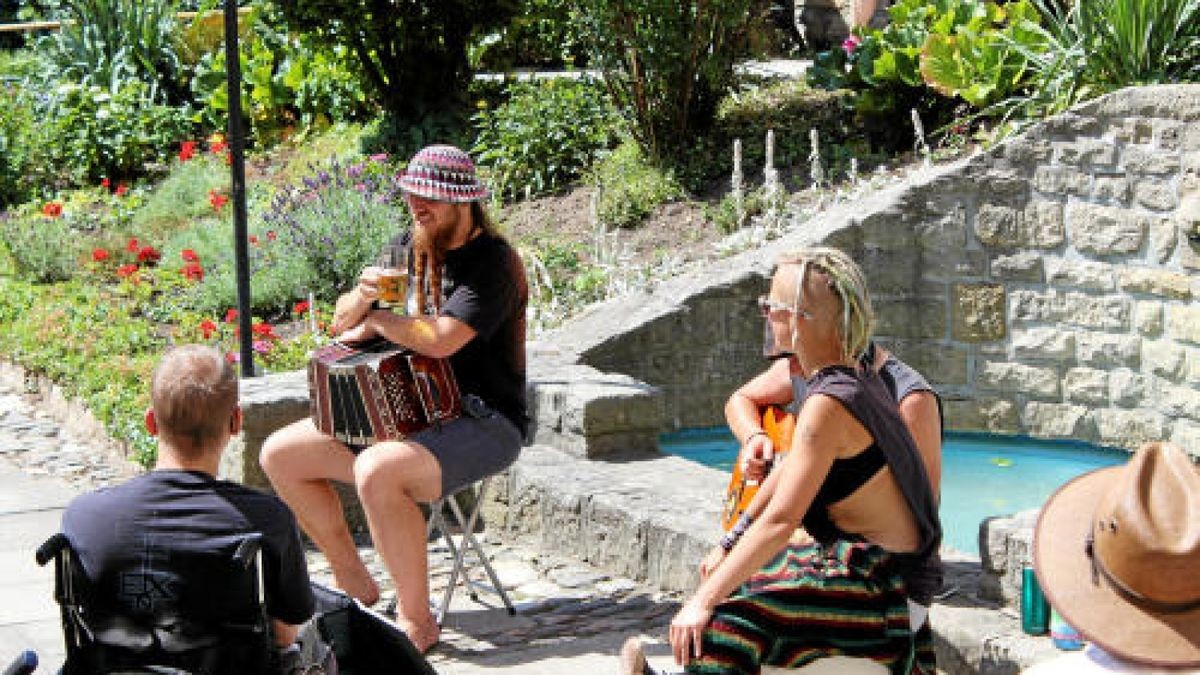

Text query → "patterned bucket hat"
[397,144,489,204]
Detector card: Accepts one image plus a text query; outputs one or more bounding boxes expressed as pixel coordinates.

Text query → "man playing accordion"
[261,144,529,654]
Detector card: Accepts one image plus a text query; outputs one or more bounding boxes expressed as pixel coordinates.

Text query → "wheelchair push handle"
[2,650,37,675]
[34,533,68,567]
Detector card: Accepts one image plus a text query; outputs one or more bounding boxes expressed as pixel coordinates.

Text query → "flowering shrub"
[261,156,407,299]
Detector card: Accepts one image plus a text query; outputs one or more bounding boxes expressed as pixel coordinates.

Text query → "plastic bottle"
[1020,566,1049,635]
[1050,607,1085,650]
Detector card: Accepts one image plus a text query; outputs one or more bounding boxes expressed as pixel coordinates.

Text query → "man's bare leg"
[260,419,380,605]
[355,440,443,652]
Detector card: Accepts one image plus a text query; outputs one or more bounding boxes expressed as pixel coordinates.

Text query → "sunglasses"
[757,295,812,319]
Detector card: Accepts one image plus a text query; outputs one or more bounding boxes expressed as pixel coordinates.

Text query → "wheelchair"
[32,532,277,675]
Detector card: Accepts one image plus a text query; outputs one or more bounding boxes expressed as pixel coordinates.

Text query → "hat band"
[1086,532,1200,613]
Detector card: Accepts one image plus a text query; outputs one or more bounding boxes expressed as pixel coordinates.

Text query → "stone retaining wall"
[552,85,1200,455]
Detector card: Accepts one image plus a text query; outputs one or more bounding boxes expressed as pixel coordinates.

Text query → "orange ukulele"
[720,405,796,531]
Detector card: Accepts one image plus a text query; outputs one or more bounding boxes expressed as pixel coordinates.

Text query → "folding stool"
[425,476,516,625]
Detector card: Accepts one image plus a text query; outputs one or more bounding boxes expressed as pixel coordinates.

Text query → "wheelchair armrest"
[36,533,69,567]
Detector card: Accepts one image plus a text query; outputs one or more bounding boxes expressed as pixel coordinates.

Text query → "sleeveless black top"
[798,366,942,578]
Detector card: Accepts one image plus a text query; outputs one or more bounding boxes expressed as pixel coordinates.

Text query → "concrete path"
[0,460,75,669]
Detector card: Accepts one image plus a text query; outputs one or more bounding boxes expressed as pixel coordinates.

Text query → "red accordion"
[308,338,461,446]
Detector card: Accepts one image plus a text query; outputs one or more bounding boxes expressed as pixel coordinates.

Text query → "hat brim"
[1034,467,1200,667]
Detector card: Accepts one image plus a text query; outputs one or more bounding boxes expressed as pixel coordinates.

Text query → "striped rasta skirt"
[687,539,934,675]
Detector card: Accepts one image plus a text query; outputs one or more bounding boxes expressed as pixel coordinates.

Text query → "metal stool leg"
[428,477,516,625]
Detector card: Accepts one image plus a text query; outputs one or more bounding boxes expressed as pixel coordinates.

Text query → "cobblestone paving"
[0,380,678,671]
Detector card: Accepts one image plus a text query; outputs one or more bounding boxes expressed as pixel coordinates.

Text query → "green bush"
[470,0,587,70]
[587,140,684,229]
[190,4,372,145]
[472,77,625,201]
[131,154,229,238]
[0,205,86,283]
[576,0,754,163]
[677,80,863,191]
[0,85,37,207]
[36,80,193,185]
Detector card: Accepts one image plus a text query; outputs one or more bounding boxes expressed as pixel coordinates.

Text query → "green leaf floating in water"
[991,457,1014,468]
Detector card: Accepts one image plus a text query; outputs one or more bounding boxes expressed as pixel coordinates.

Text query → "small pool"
[660,428,1127,555]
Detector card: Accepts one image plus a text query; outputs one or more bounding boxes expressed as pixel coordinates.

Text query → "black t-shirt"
[62,470,314,626]
[390,230,529,436]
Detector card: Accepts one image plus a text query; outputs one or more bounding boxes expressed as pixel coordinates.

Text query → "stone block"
[1142,339,1187,381]
[1023,401,1094,439]
[1092,175,1131,204]
[1134,301,1164,336]
[1157,383,1200,421]
[1110,368,1151,408]
[1067,203,1146,256]
[1075,332,1141,368]
[954,283,1006,342]
[917,207,969,252]
[1032,166,1090,196]
[1004,137,1052,165]
[1054,139,1117,166]
[1118,268,1192,299]
[1133,180,1179,211]
[1186,124,1200,151]
[234,370,311,489]
[1063,367,1109,405]
[1189,348,1200,384]
[974,204,1021,248]
[880,340,969,388]
[990,252,1043,282]
[528,364,665,458]
[943,397,1020,434]
[1011,327,1074,362]
[1124,146,1181,175]
[1156,120,1185,150]
[1041,112,1102,136]
[860,208,916,248]
[976,361,1060,398]
[875,298,947,340]
[1148,215,1179,264]
[1170,420,1200,456]
[1094,408,1169,449]
[1166,304,1200,345]
[1009,289,1130,331]
[977,510,1038,606]
[1045,258,1115,292]
[1024,200,1066,248]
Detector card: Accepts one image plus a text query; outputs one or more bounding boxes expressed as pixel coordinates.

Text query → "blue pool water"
[660,428,1127,555]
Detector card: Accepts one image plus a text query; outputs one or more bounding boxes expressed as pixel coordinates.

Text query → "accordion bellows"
[308,338,461,446]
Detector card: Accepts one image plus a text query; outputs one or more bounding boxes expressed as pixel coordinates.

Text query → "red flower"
[101,177,111,190]
[208,189,228,211]
[182,262,204,282]
[116,264,138,278]
[41,202,63,218]
[225,351,239,364]
[251,322,276,339]
[248,235,260,246]
[126,237,139,253]
[181,249,199,262]
[842,34,861,55]
[91,248,110,262]
[199,319,217,340]
[267,230,277,241]
[292,300,310,315]
[179,140,197,162]
[137,246,161,264]
[252,340,273,355]
[224,151,232,167]
[115,183,128,197]
[208,132,228,154]
[224,309,239,324]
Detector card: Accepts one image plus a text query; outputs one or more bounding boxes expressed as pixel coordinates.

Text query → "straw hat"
[398,144,489,204]
[1033,442,1200,667]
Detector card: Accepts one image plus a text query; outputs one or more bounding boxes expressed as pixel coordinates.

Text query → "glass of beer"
[377,245,409,311]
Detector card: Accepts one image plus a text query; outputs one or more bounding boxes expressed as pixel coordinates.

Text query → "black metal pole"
[223,0,254,377]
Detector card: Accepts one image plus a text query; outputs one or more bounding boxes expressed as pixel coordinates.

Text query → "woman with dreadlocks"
[624,247,942,675]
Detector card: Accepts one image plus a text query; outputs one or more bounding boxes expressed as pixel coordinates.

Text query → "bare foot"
[620,637,654,675]
[333,569,380,606]
[395,616,440,653]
